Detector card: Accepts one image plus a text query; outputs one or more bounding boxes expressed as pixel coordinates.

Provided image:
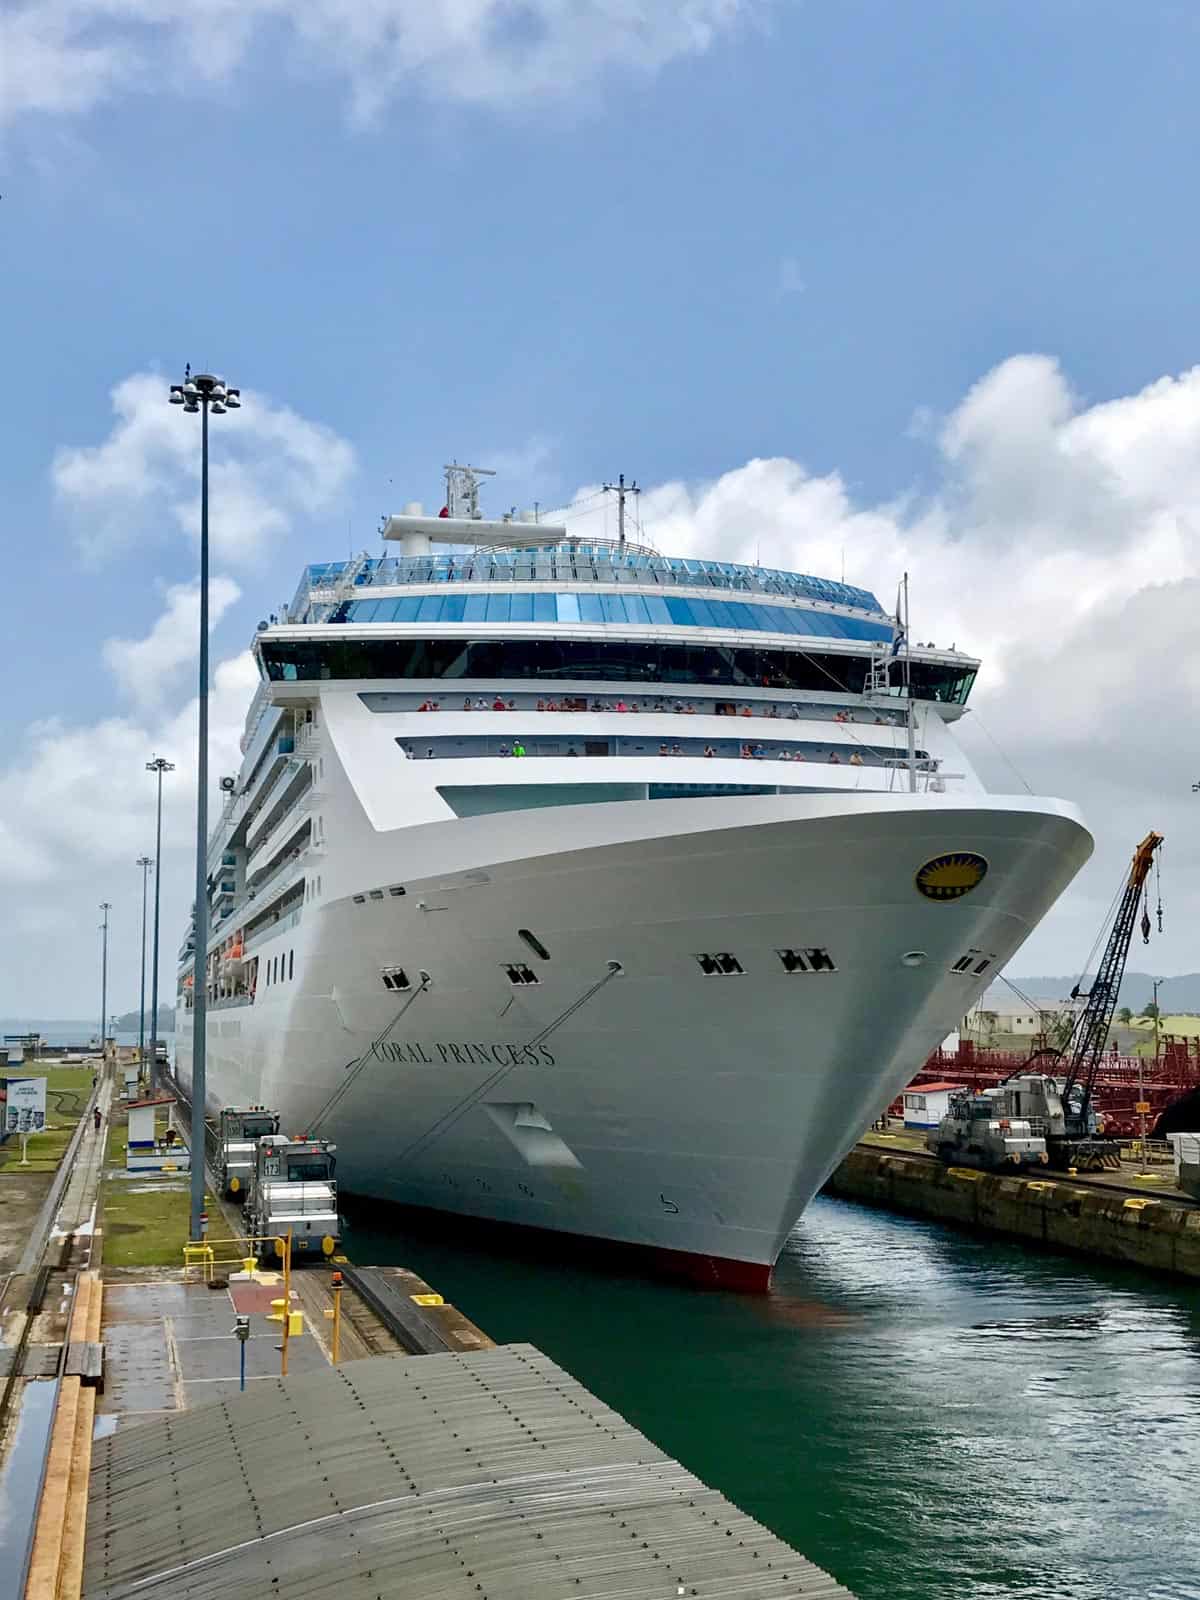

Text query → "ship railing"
[243,906,303,955]
[246,789,313,872]
[288,551,885,617]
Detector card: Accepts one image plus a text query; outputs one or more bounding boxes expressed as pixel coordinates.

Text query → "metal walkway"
[84,1342,855,1599]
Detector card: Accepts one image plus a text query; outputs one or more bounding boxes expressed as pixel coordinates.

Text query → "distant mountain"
[0,1003,175,1038]
[1006,973,1200,1013]
[112,1004,175,1034]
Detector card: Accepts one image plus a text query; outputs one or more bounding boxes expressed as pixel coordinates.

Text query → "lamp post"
[145,757,174,1090]
[169,368,240,1241]
[99,903,112,1064]
[137,856,153,1074]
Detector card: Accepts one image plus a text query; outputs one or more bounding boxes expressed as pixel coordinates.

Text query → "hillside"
[1006,973,1200,1012]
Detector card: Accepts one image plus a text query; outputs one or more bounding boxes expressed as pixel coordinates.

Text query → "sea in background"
[345,1193,1200,1600]
[0,1021,174,1051]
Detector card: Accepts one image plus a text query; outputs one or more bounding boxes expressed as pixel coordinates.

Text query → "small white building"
[902,1083,961,1129]
[965,997,1085,1038]
[126,1096,189,1173]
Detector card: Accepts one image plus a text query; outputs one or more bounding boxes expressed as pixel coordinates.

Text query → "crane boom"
[1061,830,1163,1121]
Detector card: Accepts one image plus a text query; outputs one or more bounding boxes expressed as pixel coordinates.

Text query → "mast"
[603,473,640,556]
[903,572,917,792]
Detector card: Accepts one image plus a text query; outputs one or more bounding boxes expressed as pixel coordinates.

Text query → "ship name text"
[370,1039,556,1068]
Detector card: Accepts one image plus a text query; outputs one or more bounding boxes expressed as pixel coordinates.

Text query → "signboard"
[1135,1101,1152,1114]
[5,1077,47,1135]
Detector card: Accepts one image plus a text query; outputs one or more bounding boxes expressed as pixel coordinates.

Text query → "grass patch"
[101,1185,236,1268]
[100,1103,237,1269]
[0,1063,96,1173]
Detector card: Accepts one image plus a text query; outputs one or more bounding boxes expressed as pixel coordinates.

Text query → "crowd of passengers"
[409,693,903,725]
[400,740,924,767]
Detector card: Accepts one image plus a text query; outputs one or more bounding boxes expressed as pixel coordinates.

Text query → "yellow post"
[331,1270,343,1366]
[280,1228,292,1377]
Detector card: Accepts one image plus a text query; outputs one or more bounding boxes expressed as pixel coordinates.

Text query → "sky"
[2,0,1200,1017]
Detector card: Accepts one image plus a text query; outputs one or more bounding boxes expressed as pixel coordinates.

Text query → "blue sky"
[4,0,1200,1013]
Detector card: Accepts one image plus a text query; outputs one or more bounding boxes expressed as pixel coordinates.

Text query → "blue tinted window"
[340,589,893,642]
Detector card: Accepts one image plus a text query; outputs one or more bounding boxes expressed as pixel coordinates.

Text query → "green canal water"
[345,1195,1200,1600]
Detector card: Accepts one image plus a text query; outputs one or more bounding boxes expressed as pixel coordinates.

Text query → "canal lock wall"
[826,1147,1200,1281]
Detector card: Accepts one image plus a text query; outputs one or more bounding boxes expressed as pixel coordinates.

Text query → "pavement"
[98,1272,330,1422]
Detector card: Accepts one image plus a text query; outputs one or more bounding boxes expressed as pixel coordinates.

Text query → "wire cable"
[393,961,624,1167]
[960,707,1034,795]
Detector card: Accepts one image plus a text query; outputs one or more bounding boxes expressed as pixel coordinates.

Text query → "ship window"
[695,952,744,976]
[388,885,406,897]
[381,966,411,991]
[973,958,991,975]
[504,962,540,986]
[353,893,365,904]
[518,928,551,962]
[289,951,294,981]
[369,889,384,900]
[777,948,837,974]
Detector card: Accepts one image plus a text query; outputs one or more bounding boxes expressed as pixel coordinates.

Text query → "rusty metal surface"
[83,1342,857,1600]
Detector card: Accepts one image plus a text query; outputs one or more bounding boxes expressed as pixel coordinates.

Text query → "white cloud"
[102,576,241,709]
[2,1,751,127]
[53,372,356,568]
[0,645,259,1016]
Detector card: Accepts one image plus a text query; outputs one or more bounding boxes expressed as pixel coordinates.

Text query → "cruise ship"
[176,464,1093,1289]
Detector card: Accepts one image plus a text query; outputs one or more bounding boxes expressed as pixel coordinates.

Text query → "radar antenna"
[603,473,640,556]
[443,462,496,521]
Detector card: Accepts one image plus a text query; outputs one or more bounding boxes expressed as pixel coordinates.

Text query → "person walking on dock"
[94,1107,102,1134]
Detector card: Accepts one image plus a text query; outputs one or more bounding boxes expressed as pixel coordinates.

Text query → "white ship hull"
[177,789,1091,1289]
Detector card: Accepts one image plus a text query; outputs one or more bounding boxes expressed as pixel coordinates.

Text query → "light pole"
[145,757,174,1089]
[169,368,240,1242]
[137,856,153,1073]
[99,903,112,1064]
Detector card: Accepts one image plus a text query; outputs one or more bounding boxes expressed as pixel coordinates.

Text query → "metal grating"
[84,1342,856,1598]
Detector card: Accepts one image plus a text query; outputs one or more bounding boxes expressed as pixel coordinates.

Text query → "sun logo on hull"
[915,851,988,901]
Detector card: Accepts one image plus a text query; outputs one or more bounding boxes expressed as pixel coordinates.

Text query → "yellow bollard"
[330,1271,343,1366]
[280,1228,293,1377]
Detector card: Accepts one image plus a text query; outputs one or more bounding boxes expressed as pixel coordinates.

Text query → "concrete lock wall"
[825,1148,1200,1281]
